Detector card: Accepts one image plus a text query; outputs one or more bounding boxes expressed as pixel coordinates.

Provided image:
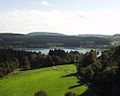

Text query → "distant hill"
[112,34,120,38]
[0,32,111,48]
[0,33,25,36]
[78,34,120,40]
[27,32,65,36]
[78,34,111,38]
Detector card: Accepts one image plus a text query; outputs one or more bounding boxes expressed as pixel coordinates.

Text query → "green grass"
[0,64,87,96]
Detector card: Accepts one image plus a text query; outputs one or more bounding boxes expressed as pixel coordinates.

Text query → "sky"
[0,0,120,35]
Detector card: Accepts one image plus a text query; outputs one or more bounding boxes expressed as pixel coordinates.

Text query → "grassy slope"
[0,64,87,96]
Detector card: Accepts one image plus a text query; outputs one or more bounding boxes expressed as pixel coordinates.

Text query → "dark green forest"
[0,33,110,48]
[0,48,82,77]
[76,46,120,96]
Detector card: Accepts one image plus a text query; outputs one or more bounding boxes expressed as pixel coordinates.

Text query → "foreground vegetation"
[1,45,120,96]
[0,65,87,96]
[76,46,120,96]
[0,48,83,77]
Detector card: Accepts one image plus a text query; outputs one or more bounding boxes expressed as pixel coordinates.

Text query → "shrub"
[34,90,48,96]
[64,91,77,96]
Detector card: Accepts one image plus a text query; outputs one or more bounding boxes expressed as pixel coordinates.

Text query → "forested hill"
[27,32,65,36]
[0,33,110,48]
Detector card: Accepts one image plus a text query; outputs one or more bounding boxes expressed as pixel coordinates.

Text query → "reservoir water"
[25,48,101,55]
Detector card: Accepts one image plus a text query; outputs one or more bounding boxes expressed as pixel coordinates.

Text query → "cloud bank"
[0,9,120,35]
[41,0,51,6]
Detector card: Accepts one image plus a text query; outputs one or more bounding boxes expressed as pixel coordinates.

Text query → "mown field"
[0,64,87,96]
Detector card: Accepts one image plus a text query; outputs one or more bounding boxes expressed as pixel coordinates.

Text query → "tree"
[76,46,120,96]
[54,56,62,65]
[23,56,31,70]
[0,67,3,77]
[89,50,97,64]
[64,92,77,96]
[45,55,52,67]
[14,58,19,68]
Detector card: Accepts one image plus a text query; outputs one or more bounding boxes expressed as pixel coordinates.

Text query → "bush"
[34,90,48,96]
[64,91,77,96]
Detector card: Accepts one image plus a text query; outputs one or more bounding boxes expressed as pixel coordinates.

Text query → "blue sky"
[1,0,120,11]
[0,0,120,35]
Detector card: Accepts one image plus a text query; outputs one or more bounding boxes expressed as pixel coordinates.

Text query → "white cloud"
[0,9,120,35]
[41,0,51,6]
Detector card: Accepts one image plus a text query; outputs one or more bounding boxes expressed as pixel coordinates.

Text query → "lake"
[25,48,102,55]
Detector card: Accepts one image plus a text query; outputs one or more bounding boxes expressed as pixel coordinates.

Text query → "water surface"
[25,48,101,55]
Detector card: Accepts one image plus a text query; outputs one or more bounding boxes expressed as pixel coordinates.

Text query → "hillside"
[0,65,87,96]
[112,34,120,39]
[27,32,65,36]
[78,34,111,38]
[0,33,110,48]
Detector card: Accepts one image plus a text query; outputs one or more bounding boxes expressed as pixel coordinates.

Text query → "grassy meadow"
[0,64,87,96]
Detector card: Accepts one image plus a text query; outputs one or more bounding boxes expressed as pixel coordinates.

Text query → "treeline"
[76,46,120,96]
[0,48,82,77]
[0,48,19,77]
[0,33,110,48]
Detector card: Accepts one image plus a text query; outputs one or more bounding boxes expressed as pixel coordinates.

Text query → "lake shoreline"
[20,47,103,55]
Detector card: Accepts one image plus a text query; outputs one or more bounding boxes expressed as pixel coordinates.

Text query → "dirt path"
[52,66,72,73]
